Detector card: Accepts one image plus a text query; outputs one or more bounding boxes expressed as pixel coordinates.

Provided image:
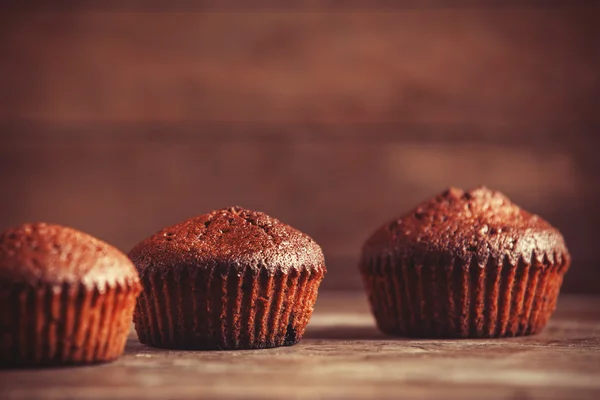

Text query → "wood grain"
[1,9,598,123]
[1,293,599,400]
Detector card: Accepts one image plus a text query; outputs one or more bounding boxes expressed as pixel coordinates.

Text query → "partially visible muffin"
[0,223,141,367]
[129,206,326,350]
[360,187,571,338]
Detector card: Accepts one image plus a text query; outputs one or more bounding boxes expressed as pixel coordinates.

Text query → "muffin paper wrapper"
[0,281,140,367]
[360,252,569,338]
[134,266,325,350]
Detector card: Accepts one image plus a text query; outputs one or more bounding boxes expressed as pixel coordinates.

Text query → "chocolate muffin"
[360,187,570,338]
[0,223,141,367]
[129,206,326,350]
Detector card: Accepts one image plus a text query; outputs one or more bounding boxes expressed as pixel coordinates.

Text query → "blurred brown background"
[0,3,599,293]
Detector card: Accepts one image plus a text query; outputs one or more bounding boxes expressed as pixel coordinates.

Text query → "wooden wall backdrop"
[0,3,599,293]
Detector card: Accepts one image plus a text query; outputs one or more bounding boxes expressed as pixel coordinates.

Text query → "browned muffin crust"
[360,187,571,338]
[0,223,141,366]
[362,187,569,266]
[0,222,139,288]
[129,207,326,350]
[129,206,325,275]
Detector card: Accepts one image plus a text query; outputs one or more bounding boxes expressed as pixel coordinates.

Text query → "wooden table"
[1,293,599,400]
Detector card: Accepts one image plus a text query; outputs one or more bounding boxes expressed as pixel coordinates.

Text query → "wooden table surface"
[1,293,599,400]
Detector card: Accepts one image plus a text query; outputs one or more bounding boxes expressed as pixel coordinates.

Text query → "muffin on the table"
[0,223,141,367]
[129,206,326,350]
[359,187,571,338]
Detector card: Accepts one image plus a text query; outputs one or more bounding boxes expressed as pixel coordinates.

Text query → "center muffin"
[129,206,326,350]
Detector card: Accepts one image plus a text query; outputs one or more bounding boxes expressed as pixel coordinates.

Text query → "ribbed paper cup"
[360,251,570,338]
[134,266,325,350]
[0,280,140,367]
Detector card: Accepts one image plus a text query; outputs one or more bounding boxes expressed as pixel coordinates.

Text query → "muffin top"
[0,222,140,288]
[129,206,325,275]
[362,187,569,265]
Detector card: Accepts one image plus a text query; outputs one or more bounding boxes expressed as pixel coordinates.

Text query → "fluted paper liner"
[0,281,140,367]
[134,266,325,349]
[360,252,570,338]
